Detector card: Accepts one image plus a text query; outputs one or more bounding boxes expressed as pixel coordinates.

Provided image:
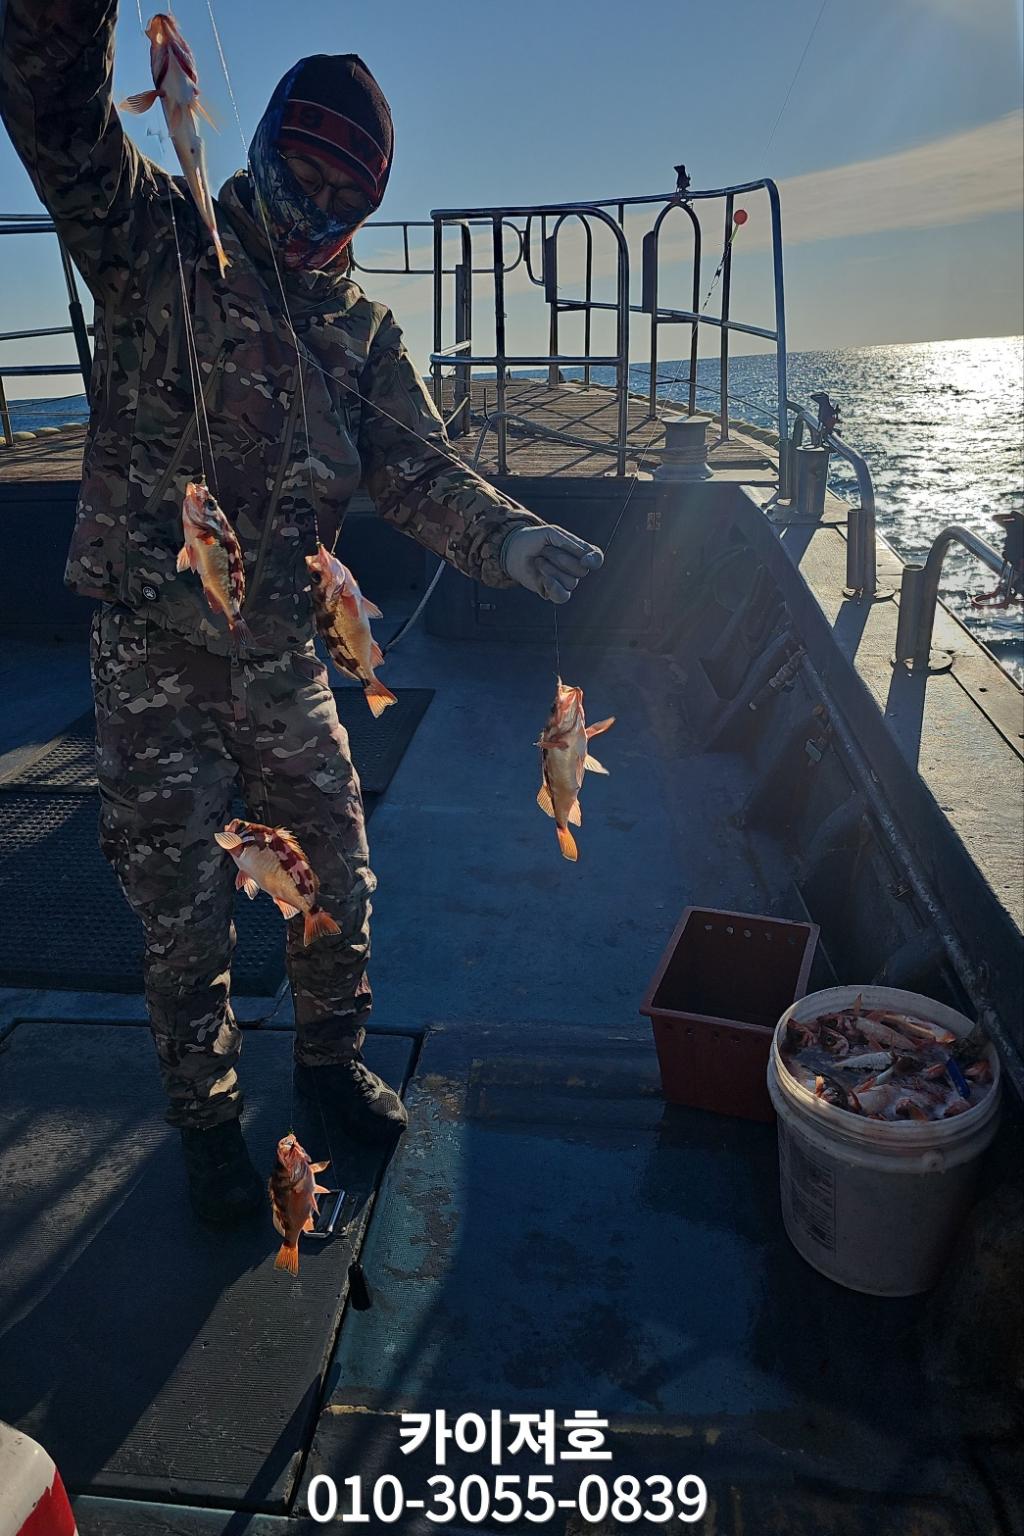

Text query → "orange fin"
[313,1183,331,1195]
[304,907,342,946]
[365,678,397,718]
[556,824,578,861]
[273,898,301,921]
[168,99,184,134]
[369,639,385,667]
[362,597,384,620]
[274,1243,300,1276]
[195,97,219,131]
[584,753,609,774]
[215,831,243,851]
[310,1160,330,1174]
[585,717,615,739]
[212,233,230,279]
[567,798,582,828]
[302,1215,316,1232]
[119,88,159,115]
[536,782,555,818]
[175,543,195,573]
[235,872,260,899]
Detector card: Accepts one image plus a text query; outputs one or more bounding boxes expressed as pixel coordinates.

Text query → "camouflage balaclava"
[248,54,393,273]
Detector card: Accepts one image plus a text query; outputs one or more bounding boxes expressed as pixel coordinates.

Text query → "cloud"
[769,109,1024,245]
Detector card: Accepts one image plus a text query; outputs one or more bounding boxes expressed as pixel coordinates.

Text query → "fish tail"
[364,677,397,718]
[230,617,254,650]
[274,1243,300,1277]
[212,231,230,278]
[556,824,578,862]
[304,907,341,946]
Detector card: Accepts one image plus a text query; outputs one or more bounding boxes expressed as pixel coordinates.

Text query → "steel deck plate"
[0,1020,415,1511]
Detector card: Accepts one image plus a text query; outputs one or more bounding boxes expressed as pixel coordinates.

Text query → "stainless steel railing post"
[895,524,1008,669]
[893,564,926,665]
[0,372,13,447]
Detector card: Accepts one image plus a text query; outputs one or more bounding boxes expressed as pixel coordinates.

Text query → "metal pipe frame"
[642,199,701,418]
[431,180,785,480]
[432,201,632,475]
[350,218,527,278]
[894,525,1008,669]
[788,399,877,595]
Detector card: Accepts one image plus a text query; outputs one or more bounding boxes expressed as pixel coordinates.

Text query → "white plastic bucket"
[767,985,1001,1296]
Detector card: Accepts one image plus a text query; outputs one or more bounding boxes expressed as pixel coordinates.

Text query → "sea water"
[9,335,1023,681]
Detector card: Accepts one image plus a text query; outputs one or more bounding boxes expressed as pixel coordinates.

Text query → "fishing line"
[204,0,512,546]
[149,126,218,493]
[206,0,327,552]
[762,0,830,162]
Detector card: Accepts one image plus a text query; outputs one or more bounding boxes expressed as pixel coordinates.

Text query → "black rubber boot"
[295,1054,408,1145]
[179,1118,265,1227]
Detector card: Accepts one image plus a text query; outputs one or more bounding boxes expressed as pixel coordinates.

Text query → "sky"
[1,0,1022,398]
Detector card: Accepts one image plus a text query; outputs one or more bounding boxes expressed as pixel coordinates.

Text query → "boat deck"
[0,380,1021,1534]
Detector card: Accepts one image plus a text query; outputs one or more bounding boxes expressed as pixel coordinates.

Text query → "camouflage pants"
[91,602,377,1129]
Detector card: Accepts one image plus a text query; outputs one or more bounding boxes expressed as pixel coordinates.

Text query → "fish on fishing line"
[305,544,397,717]
[177,480,252,647]
[119,12,229,277]
[268,1133,330,1276]
[535,679,614,862]
[214,819,341,946]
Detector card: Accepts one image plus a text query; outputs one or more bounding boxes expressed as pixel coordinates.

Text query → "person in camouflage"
[0,3,603,1224]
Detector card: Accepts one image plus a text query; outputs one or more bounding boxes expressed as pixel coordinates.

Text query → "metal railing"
[429,179,788,476]
[894,525,1011,669]
[0,214,93,447]
[786,399,880,596]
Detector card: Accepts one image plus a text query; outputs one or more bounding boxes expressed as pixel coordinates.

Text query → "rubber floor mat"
[0,1019,415,1510]
[0,792,286,995]
[0,690,431,993]
[1,687,434,796]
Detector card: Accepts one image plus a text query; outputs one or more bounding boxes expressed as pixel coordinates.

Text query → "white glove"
[499,524,604,604]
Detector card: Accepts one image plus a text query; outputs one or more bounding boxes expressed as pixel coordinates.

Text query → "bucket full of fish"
[767,985,1001,1296]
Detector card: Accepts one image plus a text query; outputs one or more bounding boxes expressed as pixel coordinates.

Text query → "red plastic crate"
[640,907,819,1122]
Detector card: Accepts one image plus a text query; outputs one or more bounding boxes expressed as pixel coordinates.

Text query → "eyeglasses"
[283,154,370,219]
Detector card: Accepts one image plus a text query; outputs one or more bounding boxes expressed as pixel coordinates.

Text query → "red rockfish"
[269,1133,330,1277]
[119,13,229,277]
[214,819,341,946]
[176,480,252,647]
[305,544,397,717]
[536,679,614,861]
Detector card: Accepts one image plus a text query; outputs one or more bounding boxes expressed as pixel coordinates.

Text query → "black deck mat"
[0,792,287,995]
[1,687,434,796]
[0,1019,415,1511]
[0,689,431,994]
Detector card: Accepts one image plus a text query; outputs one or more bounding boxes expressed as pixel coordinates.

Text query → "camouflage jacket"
[0,0,542,655]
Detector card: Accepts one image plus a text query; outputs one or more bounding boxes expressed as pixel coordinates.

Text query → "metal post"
[453,259,470,438]
[0,373,13,448]
[432,218,444,413]
[688,211,701,417]
[583,222,593,389]
[57,238,91,392]
[545,217,559,389]
[766,181,788,491]
[795,445,829,518]
[719,194,734,442]
[893,564,926,666]
[492,216,507,474]
[614,230,630,477]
